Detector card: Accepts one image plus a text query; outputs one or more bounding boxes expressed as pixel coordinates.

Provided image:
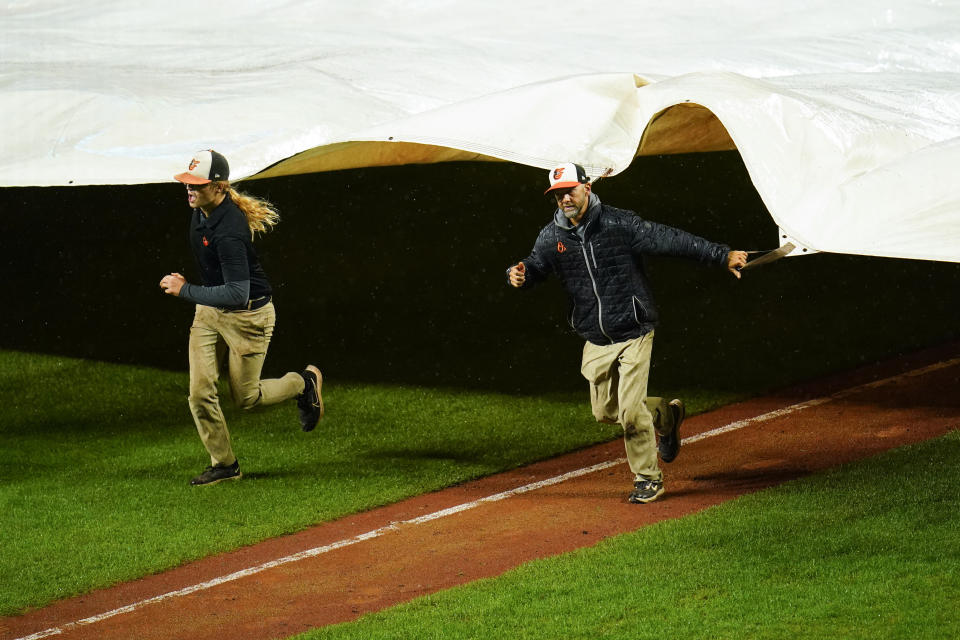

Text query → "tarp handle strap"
[740,242,796,271]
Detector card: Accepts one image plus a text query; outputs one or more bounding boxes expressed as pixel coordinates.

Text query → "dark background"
[3,152,958,394]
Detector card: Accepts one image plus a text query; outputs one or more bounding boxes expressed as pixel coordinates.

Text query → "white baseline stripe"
[15,356,960,640]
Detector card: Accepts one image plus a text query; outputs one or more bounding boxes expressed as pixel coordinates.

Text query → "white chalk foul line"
[684,356,960,446]
[15,356,960,640]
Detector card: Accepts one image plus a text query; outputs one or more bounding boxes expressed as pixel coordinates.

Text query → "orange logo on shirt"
[557,241,566,253]
[202,236,209,247]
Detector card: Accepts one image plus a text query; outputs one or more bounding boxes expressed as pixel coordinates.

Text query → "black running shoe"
[297,365,324,432]
[190,460,241,486]
[658,398,685,463]
[628,478,665,504]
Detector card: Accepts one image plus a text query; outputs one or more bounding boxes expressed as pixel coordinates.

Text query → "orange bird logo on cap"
[553,167,565,180]
[189,159,199,170]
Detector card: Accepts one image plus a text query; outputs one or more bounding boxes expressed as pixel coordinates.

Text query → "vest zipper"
[581,240,612,343]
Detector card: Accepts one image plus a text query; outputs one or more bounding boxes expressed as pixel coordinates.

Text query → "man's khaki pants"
[188,303,304,466]
[581,331,675,482]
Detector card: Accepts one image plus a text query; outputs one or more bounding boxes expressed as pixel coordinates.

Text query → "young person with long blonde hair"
[159,149,323,486]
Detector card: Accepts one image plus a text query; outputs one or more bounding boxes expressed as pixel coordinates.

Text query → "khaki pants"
[581,331,675,482]
[188,303,304,466]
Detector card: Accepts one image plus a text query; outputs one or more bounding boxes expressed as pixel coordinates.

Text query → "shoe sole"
[660,399,685,463]
[307,365,325,419]
[301,365,324,432]
[191,472,242,487]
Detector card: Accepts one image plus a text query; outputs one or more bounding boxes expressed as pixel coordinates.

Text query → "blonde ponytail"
[218,183,280,239]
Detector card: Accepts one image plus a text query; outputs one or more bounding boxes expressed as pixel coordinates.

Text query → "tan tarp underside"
[253,104,735,181]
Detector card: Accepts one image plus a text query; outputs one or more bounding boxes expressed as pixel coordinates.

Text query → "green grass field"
[0,349,616,615]
[2,344,959,638]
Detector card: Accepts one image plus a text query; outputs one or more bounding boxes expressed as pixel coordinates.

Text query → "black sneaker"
[297,365,324,432]
[628,478,664,504]
[658,398,685,463]
[190,460,241,486]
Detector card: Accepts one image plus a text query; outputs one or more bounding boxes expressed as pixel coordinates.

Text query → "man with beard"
[506,163,747,503]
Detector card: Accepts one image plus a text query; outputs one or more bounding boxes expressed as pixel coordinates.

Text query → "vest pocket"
[632,296,650,325]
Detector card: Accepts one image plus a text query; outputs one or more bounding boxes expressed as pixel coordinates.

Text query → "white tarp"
[3,0,960,262]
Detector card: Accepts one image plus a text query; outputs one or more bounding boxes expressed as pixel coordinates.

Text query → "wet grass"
[2,349,624,615]
[1,336,956,620]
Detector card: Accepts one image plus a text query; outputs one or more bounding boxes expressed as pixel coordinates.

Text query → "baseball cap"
[544,162,589,194]
[174,149,229,184]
